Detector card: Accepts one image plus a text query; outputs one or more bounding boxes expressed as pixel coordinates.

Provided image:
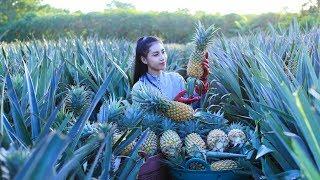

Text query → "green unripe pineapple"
[65,85,92,116]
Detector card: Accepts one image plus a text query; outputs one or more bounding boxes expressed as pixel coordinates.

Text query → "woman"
[132,36,209,179]
[132,36,209,104]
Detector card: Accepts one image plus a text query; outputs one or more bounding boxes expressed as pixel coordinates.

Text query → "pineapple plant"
[182,121,206,157]
[210,159,238,171]
[227,123,246,147]
[132,85,194,121]
[116,104,144,156]
[65,85,92,116]
[81,122,98,139]
[159,118,182,157]
[97,96,125,123]
[207,129,229,152]
[0,147,29,179]
[117,103,144,130]
[187,22,217,79]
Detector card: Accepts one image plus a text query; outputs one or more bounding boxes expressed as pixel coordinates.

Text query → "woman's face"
[141,42,167,73]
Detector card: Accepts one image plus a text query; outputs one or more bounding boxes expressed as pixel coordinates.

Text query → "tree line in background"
[0,0,319,43]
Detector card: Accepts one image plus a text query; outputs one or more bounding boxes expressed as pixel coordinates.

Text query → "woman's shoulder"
[163,71,184,79]
[163,71,184,82]
[132,80,144,92]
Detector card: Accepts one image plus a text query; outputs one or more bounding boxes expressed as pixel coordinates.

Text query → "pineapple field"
[0,20,320,180]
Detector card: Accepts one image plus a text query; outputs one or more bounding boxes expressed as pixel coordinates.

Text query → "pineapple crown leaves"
[52,109,75,130]
[81,122,98,138]
[194,110,228,135]
[97,96,125,123]
[160,117,177,132]
[227,122,245,132]
[118,104,146,130]
[65,85,93,115]
[178,120,204,139]
[131,84,165,109]
[192,21,218,53]
[141,112,162,130]
[195,110,228,127]
[0,146,30,179]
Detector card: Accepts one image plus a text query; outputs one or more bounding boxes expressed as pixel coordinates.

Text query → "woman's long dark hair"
[133,36,162,85]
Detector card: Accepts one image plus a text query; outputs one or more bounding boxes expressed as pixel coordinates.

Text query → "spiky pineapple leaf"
[23,62,41,142]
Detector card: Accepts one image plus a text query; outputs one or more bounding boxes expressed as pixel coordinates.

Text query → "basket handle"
[185,158,211,170]
[206,151,247,159]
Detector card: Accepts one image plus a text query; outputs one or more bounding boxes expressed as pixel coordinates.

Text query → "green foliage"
[1,9,319,43]
[209,20,320,178]
[1,20,320,179]
[0,0,40,25]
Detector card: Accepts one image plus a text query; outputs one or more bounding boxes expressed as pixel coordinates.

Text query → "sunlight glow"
[42,0,310,14]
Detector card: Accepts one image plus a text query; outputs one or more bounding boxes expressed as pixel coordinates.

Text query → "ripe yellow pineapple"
[210,159,238,171]
[182,121,206,156]
[159,119,182,157]
[227,123,246,147]
[112,130,136,156]
[207,129,229,152]
[140,130,158,156]
[187,22,217,79]
[132,85,194,121]
[185,133,206,156]
[162,101,194,121]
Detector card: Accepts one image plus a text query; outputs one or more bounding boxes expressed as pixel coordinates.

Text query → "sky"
[42,0,312,14]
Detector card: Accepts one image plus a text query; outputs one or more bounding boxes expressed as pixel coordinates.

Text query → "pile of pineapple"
[96,93,250,173]
[137,110,251,172]
[106,91,250,171]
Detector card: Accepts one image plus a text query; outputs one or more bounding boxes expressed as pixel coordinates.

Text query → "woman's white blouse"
[132,71,186,100]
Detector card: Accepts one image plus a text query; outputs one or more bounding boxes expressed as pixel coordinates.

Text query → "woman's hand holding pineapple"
[174,51,210,104]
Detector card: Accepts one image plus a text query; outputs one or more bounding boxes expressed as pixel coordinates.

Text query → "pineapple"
[159,119,182,157]
[182,121,206,156]
[187,22,217,79]
[122,140,137,156]
[207,129,229,152]
[139,113,163,156]
[210,159,238,171]
[140,130,158,156]
[188,161,206,171]
[65,85,92,116]
[112,130,137,156]
[81,122,97,139]
[118,104,144,131]
[114,104,144,156]
[0,147,29,179]
[227,123,246,147]
[52,109,75,134]
[132,85,194,121]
